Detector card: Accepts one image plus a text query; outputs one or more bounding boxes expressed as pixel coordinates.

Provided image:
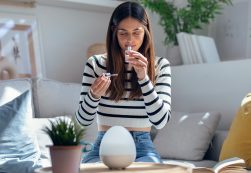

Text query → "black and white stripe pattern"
[75,55,171,129]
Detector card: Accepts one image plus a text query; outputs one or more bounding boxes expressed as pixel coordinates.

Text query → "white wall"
[34,2,167,83]
[148,12,167,59]
[0,1,169,83]
[209,0,251,61]
[36,4,111,83]
[1,0,250,83]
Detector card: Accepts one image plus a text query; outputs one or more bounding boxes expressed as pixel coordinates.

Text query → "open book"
[192,157,248,173]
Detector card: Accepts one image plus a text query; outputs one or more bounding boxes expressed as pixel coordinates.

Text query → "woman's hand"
[127,50,148,80]
[90,74,111,99]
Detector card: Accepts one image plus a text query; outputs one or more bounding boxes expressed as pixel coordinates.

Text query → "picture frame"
[0,12,42,79]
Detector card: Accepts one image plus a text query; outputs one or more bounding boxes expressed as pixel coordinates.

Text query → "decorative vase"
[99,126,136,169]
[49,145,82,173]
[166,45,182,66]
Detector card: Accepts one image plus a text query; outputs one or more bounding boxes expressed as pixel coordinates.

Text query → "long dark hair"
[106,1,155,101]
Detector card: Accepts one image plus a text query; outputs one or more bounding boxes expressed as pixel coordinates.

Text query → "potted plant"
[137,0,232,65]
[42,116,85,173]
[138,0,232,46]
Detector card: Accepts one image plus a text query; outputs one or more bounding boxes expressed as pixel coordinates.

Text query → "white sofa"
[1,59,251,171]
[169,59,251,168]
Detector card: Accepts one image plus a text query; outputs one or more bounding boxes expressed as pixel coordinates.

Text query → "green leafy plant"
[138,0,232,46]
[43,117,85,146]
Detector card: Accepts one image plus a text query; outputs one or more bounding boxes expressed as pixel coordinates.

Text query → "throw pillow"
[34,78,81,118]
[0,78,32,106]
[153,111,221,160]
[220,93,251,169]
[0,91,42,173]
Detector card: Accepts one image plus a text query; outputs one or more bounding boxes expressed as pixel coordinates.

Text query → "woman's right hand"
[90,73,111,99]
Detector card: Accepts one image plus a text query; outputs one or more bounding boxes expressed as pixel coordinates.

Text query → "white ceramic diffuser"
[99,126,136,169]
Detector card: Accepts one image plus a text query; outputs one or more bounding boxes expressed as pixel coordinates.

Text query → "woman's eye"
[133,31,142,36]
[119,32,127,36]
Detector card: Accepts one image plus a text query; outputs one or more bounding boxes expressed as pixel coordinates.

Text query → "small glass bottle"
[125,46,132,62]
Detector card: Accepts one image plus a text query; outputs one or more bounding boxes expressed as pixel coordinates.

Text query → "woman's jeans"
[82,131,162,163]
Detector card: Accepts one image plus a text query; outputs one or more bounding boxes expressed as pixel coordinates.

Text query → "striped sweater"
[75,54,171,129]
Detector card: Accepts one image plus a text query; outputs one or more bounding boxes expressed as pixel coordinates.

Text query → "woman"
[76,1,171,163]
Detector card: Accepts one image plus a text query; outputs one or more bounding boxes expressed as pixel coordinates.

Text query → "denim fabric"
[82,131,162,163]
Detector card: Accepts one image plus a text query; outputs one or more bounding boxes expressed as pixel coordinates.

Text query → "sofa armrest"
[203,130,228,161]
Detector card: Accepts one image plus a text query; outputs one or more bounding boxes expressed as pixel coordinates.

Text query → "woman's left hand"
[127,50,148,80]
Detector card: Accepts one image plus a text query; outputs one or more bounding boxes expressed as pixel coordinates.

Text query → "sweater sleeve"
[75,57,100,126]
[138,58,171,129]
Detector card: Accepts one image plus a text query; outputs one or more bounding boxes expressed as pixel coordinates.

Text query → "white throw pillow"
[34,78,81,118]
[154,111,221,161]
[0,78,32,106]
[0,91,42,173]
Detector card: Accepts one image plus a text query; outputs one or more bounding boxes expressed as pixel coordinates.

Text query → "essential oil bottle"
[125,46,132,62]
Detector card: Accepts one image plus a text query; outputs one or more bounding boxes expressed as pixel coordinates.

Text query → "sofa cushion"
[204,130,228,161]
[220,93,251,169]
[0,78,32,106]
[31,118,53,167]
[154,111,221,161]
[34,78,81,118]
[0,91,41,173]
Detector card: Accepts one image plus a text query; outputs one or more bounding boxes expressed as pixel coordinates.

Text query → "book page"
[192,167,214,173]
[219,166,248,173]
[213,157,246,173]
[191,157,247,173]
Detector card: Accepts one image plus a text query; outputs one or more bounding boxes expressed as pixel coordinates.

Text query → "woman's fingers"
[103,78,111,91]
[126,51,148,80]
[95,77,110,93]
[127,51,148,65]
[127,56,147,70]
[132,52,147,63]
[91,74,111,97]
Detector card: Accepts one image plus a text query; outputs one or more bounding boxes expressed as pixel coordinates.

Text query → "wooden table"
[34,162,191,173]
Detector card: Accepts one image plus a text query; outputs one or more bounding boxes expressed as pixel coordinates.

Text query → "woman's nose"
[127,34,132,42]
[126,40,132,46]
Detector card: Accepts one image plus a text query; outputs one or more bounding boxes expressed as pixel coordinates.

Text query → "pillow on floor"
[0,91,42,173]
[154,111,221,160]
[220,93,251,169]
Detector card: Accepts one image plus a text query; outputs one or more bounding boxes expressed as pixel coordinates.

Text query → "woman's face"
[116,17,145,52]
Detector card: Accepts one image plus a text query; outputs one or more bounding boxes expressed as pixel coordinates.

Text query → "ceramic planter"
[49,145,82,173]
